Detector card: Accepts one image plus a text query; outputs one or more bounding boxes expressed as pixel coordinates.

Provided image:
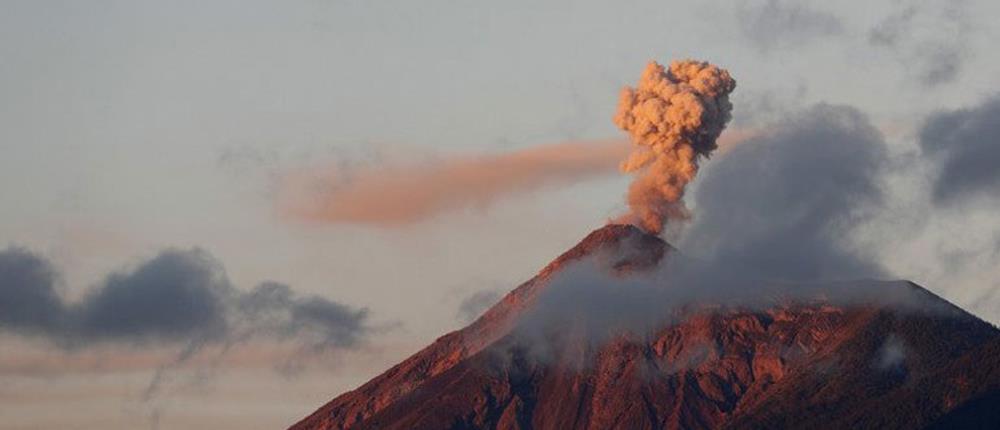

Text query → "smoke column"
[613,60,736,234]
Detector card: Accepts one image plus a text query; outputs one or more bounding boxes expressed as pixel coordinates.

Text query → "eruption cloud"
[282,139,629,226]
[613,60,737,233]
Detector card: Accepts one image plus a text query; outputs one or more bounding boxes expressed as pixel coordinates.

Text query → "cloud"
[737,0,843,53]
[280,139,629,226]
[456,289,502,323]
[919,95,1000,205]
[239,282,371,350]
[868,0,971,86]
[868,5,918,48]
[0,247,65,334]
[0,247,373,351]
[508,237,946,361]
[77,249,230,343]
[857,95,1000,324]
[679,104,889,281]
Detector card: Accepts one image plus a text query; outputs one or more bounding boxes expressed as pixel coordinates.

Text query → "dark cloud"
[77,249,231,343]
[868,1,971,86]
[239,282,370,350]
[456,289,502,323]
[0,247,64,333]
[737,0,843,53]
[0,247,373,351]
[919,96,1000,204]
[680,104,889,281]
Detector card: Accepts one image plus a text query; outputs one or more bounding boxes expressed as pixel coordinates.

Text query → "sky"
[2,0,1000,428]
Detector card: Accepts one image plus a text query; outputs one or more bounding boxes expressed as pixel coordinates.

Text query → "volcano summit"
[291,224,1000,430]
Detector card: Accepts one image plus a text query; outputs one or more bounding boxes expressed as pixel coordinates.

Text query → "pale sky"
[2,1,1000,429]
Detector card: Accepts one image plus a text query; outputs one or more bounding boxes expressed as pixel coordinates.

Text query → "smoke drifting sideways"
[613,60,736,234]
[502,103,942,360]
[0,246,372,353]
[510,235,959,363]
[281,139,630,226]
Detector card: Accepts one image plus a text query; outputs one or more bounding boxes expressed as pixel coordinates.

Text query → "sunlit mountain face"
[292,225,1000,430]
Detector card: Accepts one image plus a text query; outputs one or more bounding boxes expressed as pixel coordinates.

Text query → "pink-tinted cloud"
[279,130,758,227]
[280,139,629,226]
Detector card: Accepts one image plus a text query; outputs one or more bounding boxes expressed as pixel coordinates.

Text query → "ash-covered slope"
[291,225,1000,430]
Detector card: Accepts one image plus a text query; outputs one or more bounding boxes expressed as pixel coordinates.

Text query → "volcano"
[290,225,1000,430]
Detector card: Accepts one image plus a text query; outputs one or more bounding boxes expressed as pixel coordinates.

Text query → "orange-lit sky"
[3,1,1000,429]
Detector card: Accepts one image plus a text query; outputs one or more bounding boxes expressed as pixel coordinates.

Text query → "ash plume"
[613,60,736,234]
[281,139,629,226]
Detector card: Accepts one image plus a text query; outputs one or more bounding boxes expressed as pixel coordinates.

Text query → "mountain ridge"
[291,224,1000,430]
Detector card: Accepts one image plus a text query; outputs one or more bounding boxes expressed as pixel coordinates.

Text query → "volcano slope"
[291,224,1000,430]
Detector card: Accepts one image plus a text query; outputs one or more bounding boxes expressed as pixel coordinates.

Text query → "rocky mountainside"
[290,225,1000,430]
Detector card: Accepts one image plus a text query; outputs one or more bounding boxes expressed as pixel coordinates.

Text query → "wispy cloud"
[868,0,972,86]
[279,139,629,226]
[737,0,843,53]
